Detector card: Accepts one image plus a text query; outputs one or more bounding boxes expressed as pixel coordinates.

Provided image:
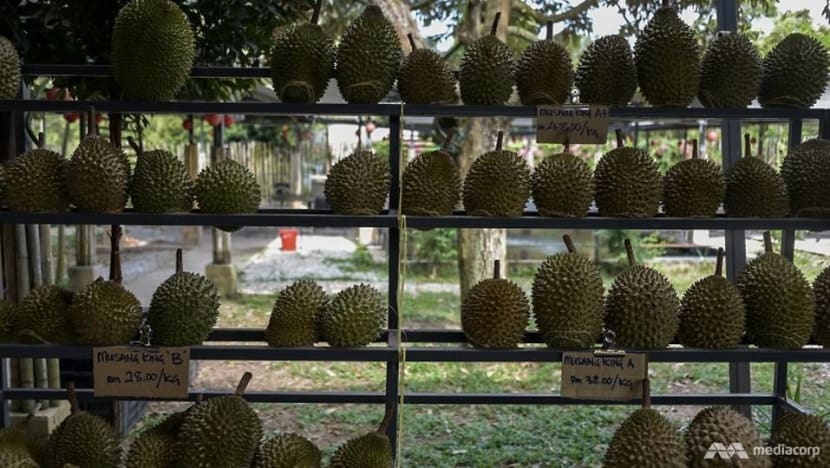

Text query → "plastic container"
[279,228,299,251]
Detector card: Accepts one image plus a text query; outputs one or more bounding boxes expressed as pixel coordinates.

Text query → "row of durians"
[0,372,395,468]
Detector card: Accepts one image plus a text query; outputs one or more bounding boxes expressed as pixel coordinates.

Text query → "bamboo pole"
[2,225,18,411]
[26,224,49,409]
[15,224,35,412]
[40,224,60,406]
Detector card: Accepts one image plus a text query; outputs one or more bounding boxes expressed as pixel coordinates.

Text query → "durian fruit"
[112,0,195,101]
[813,265,830,347]
[270,0,335,104]
[604,381,685,468]
[698,31,762,108]
[724,134,788,217]
[397,33,458,105]
[195,158,261,232]
[0,413,39,468]
[69,277,142,346]
[125,410,186,468]
[462,131,531,217]
[593,129,662,217]
[148,249,220,346]
[14,285,75,344]
[531,235,603,349]
[66,120,131,213]
[575,35,638,106]
[461,260,529,348]
[770,412,830,467]
[330,406,394,468]
[45,383,122,468]
[253,433,321,468]
[5,147,68,212]
[129,137,194,213]
[324,149,390,215]
[174,372,263,468]
[514,21,573,105]
[662,139,725,217]
[401,130,460,216]
[320,284,386,348]
[265,280,327,347]
[459,12,514,105]
[0,299,15,342]
[335,5,402,104]
[634,0,700,107]
[737,232,815,349]
[759,33,830,108]
[678,248,745,348]
[685,406,771,467]
[531,140,593,217]
[0,36,20,99]
[605,239,680,349]
[781,138,830,216]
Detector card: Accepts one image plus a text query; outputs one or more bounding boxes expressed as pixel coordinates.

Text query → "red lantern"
[706,130,718,143]
[182,118,193,130]
[63,112,80,123]
[204,114,221,126]
[223,114,235,127]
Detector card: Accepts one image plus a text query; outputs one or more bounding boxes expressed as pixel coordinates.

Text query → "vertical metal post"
[773,361,788,423]
[385,113,401,457]
[822,111,830,140]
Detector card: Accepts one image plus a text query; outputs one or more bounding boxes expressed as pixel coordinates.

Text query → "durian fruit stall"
[0,0,829,466]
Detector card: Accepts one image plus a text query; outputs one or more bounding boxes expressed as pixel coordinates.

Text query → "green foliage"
[597,230,664,275]
[407,229,458,278]
[756,9,830,55]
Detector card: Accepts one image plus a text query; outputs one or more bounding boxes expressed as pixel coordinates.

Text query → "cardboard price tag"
[93,346,190,398]
[536,105,610,144]
[560,352,647,401]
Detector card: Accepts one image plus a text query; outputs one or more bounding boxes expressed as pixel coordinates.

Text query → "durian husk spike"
[495,131,504,151]
[715,247,724,277]
[490,12,502,36]
[691,139,698,159]
[310,0,323,25]
[66,382,79,415]
[545,21,553,41]
[493,259,501,279]
[624,238,636,266]
[641,378,651,409]
[744,133,752,158]
[175,248,183,274]
[126,136,142,155]
[407,33,417,51]
[235,371,253,396]
[763,231,774,253]
[376,404,395,435]
[615,129,624,149]
[37,131,46,149]
[563,234,576,253]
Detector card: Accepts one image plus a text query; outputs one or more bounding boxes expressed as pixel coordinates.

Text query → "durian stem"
[66,382,79,415]
[763,231,774,253]
[126,136,142,155]
[235,372,253,396]
[563,235,576,253]
[715,248,724,277]
[624,239,636,267]
[642,378,651,409]
[490,12,502,36]
[407,33,417,51]
[37,131,45,149]
[744,133,752,158]
[545,21,553,41]
[441,129,455,152]
[175,248,183,274]
[377,404,395,434]
[493,259,501,279]
[691,139,698,159]
[109,225,122,284]
[615,129,623,149]
[87,106,97,136]
[310,0,323,25]
[495,131,504,151]
[563,134,570,153]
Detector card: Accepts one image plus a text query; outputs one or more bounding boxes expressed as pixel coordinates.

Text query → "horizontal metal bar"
[401,329,544,343]
[775,396,810,415]
[22,64,272,79]
[1,388,385,403]
[403,392,778,405]
[405,105,825,120]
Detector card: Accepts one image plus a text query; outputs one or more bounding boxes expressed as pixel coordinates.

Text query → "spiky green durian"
[398,34,457,104]
[66,135,131,212]
[770,412,830,468]
[14,285,75,344]
[0,414,39,468]
[335,5,402,104]
[593,130,662,217]
[662,140,724,217]
[462,132,530,217]
[253,433,321,468]
[634,2,701,107]
[514,22,573,105]
[604,408,685,468]
[0,36,20,99]
[686,406,771,468]
[401,134,460,216]
[813,265,830,347]
[174,373,263,468]
[605,239,680,349]
[781,138,830,216]
[698,31,762,108]
[270,1,335,104]
[5,148,68,212]
[46,384,122,468]
[69,278,142,346]
[265,280,327,347]
[320,284,385,348]
[678,248,745,349]
[324,149,390,215]
[0,300,15,342]
[330,407,393,468]
[459,13,513,105]
[130,146,194,213]
[737,232,815,349]
[759,33,830,108]
[724,134,788,217]
[148,250,220,346]
[531,145,593,217]
[462,261,529,348]
[195,159,261,232]
[126,411,186,468]
[575,35,637,106]
[532,236,603,349]
[112,0,195,101]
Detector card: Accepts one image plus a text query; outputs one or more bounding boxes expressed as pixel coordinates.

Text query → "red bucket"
[279,228,299,251]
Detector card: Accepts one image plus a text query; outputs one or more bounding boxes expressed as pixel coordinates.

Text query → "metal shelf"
[1,388,386,404]
[403,392,778,406]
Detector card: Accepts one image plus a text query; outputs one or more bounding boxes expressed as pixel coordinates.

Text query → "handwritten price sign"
[93,346,190,398]
[560,352,647,401]
[536,105,610,144]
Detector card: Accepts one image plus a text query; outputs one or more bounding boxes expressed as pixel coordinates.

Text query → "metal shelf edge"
[403,392,778,405]
[1,388,386,403]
